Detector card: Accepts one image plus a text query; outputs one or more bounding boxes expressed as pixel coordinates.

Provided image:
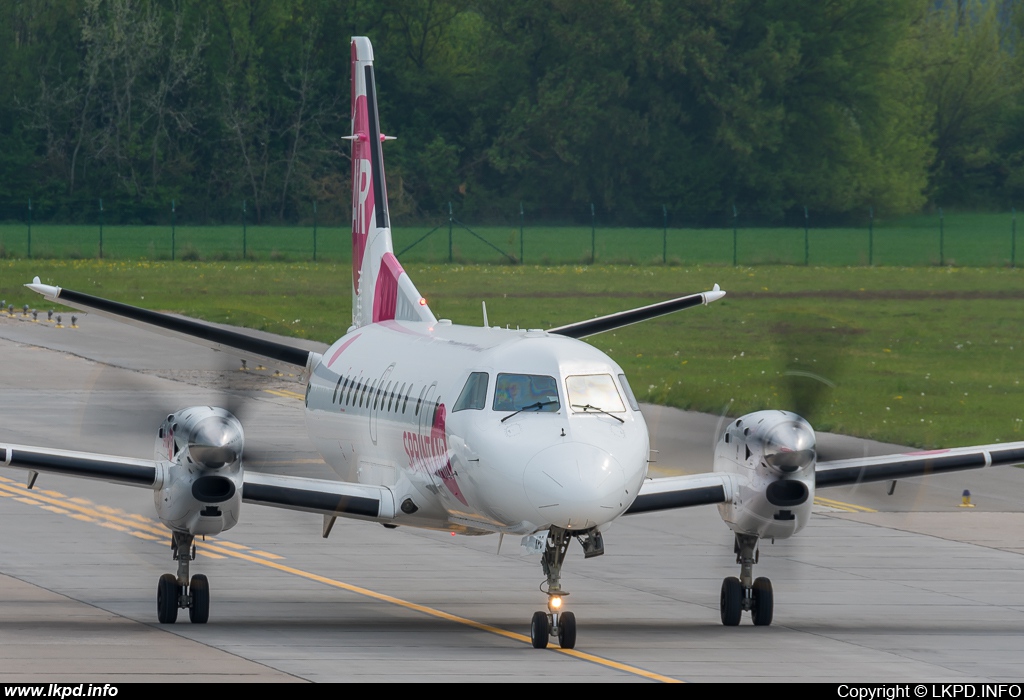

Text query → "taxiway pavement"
[1,311,1022,683]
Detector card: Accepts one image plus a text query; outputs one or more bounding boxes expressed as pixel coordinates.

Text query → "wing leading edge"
[623,440,1024,516]
[1,442,397,523]
[2,444,158,488]
[625,472,738,514]
[815,442,1024,488]
[25,279,318,372]
[548,285,725,340]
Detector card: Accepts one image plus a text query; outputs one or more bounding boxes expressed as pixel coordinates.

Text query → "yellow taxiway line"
[0,476,680,683]
[814,496,877,513]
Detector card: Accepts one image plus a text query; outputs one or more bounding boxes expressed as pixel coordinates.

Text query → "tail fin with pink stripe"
[348,37,435,330]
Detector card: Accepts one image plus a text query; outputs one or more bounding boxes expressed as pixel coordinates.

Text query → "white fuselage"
[303,320,650,536]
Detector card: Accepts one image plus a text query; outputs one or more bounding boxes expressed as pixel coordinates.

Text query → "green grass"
[0,210,1018,266]
[2,260,1021,450]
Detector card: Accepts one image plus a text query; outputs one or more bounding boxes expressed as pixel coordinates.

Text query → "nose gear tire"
[157,573,179,624]
[531,611,550,649]
[557,611,577,649]
[720,576,742,626]
[189,574,210,624]
[752,577,773,626]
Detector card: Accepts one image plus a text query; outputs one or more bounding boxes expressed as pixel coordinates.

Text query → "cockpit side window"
[566,374,626,413]
[453,372,490,412]
[492,373,560,412]
[618,373,640,411]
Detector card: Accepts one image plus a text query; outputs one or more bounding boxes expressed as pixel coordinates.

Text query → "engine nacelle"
[153,406,244,536]
[713,410,816,541]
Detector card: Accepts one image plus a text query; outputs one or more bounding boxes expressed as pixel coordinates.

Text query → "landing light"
[550,596,563,610]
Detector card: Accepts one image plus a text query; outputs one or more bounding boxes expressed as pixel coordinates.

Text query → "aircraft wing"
[815,442,1024,488]
[548,286,726,339]
[625,472,738,514]
[2,442,396,523]
[2,443,159,488]
[25,278,319,373]
[242,472,395,521]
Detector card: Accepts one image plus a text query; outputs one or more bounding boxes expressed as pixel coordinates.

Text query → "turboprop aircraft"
[4,37,1024,650]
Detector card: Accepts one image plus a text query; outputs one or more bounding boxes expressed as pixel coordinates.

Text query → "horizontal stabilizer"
[626,472,737,514]
[816,442,1024,488]
[26,278,317,371]
[548,285,725,339]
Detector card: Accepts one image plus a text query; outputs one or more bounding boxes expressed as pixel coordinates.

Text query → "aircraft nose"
[523,442,628,529]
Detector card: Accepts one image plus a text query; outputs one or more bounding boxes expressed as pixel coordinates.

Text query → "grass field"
[0,211,1018,266]
[1,259,1020,450]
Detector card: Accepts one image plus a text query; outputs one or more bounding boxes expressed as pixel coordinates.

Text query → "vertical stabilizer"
[349,37,435,330]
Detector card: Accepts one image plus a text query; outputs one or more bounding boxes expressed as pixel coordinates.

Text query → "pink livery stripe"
[327,333,361,368]
[372,253,404,322]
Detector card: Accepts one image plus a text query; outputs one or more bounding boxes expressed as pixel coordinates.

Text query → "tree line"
[1,0,1022,226]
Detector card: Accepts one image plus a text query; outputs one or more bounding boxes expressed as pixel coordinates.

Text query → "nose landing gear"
[531,592,578,650]
[529,526,579,649]
[720,534,773,626]
[157,532,211,624]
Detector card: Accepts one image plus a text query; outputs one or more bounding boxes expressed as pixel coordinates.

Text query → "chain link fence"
[0,200,1018,266]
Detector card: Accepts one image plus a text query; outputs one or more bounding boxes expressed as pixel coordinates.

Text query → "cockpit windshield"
[492,373,560,412]
[566,374,626,413]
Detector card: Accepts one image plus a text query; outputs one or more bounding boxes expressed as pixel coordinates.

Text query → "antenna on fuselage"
[482,301,489,327]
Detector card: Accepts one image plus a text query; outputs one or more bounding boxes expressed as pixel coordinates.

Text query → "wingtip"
[703,284,727,304]
[25,277,61,300]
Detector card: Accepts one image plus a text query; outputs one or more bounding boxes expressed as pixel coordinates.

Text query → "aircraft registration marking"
[0,479,683,683]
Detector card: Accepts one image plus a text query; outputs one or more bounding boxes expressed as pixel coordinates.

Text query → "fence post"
[171,200,176,261]
[242,200,247,259]
[868,206,874,266]
[590,202,596,264]
[98,199,104,259]
[27,199,32,259]
[732,204,738,266]
[939,207,944,266]
[313,200,318,262]
[803,205,809,266]
[662,205,668,263]
[519,202,524,264]
[1012,207,1017,268]
[448,201,453,263]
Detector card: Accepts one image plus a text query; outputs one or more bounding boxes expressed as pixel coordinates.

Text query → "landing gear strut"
[157,532,210,624]
[529,526,583,650]
[720,534,773,626]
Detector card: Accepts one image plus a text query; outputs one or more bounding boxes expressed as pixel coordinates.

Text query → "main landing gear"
[528,526,601,649]
[157,532,210,624]
[720,533,773,627]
